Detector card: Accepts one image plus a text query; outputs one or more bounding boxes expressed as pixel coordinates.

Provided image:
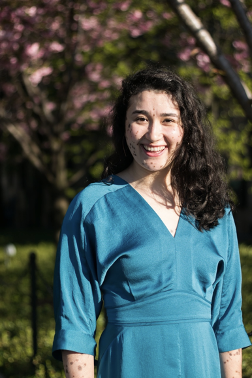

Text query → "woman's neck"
[118,163,172,195]
[117,163,181,210]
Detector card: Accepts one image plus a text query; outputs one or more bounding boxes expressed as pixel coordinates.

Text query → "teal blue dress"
[52,175,251,377]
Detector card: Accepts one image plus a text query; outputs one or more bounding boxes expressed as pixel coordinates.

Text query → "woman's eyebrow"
[132,110,179,117]
[160,113,179,117]
[132,110,149,115]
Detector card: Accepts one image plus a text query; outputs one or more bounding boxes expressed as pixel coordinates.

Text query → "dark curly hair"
[102,66,233,230]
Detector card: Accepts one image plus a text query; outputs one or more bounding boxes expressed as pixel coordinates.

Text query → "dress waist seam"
[107,317,211,326]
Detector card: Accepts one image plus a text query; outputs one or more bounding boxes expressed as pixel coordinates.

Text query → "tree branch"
[68,151,101,186]
[1,116,55,185]
[229,0,252,61]
[21,73,55,125]
[166,0,252,121]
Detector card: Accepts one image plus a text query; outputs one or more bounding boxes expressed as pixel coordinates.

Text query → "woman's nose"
[146,120,162,141]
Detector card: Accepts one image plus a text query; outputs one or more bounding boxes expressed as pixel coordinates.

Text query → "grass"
[0,230,251,377]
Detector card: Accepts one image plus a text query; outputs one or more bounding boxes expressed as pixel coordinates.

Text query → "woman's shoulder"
[66,175,128,220]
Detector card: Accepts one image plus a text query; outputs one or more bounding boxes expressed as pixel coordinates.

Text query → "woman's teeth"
[143,145,165,152]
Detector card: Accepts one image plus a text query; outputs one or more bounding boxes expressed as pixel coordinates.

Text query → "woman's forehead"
[127,90,179,111]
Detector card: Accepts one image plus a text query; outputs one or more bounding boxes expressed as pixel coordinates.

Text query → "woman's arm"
[219,349,242,378]
[62,351,94,378]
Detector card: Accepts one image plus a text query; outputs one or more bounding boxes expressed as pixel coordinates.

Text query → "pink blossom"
[0,41,8,50]
[106,125,113,137]
[19,122,29,133]
[99,80,111,89]
[30,119,38,129]
[146,11,156,18]
[82,45,91,52]
[26,42,40,57]
[33,96,40,104]
[220,0,231,7]
[85,63,103,82]
[57,4,65,12]
[21,63,28,71]
[187,36,196,46]
[51,19,62,31]
[80,16,98,31]
[2,83,16,95]
[10,57,17,64]
[178,47,192,61]
[26,6,37,16]
[113,76,123,88]
[61,131,70,141]
[141,20,154,32]
[196,52,211,72]
[130,28,142,37]
[14,24,24,32]
[162,12,173,20]
[234,51,248,60]
[49,41,64,52]
[131,10,142,20]
[45,102,56,111]
[233,40,247,50]
[17,109,25,120]
[75,53,83,63]
[114,1,131,11]
[29,66,53,85]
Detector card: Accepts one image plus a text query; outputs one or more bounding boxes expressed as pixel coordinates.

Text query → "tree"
[167,0,252,121]
[1,0,252,233]
[164,0,252,182]
[0,0,164,232]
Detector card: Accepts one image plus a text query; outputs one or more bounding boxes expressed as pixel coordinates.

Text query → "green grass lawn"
[0,230,251,378]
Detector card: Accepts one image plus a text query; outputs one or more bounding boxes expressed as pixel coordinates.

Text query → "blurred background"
[0,0,252,377]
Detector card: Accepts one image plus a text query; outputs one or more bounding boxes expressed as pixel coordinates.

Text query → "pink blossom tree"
[0,0,164,231]
[1,0,252,232]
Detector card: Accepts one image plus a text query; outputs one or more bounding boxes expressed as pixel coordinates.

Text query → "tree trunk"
[166,0,252,122]
[52,190,69,242]
[51,144,69,241]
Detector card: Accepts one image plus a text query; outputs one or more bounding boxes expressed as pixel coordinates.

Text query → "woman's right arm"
[52,195,102,365]
[62,351,94,378]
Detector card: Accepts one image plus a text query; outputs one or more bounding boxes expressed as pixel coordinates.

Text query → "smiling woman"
[52,67,251,378]
[125,90,183,173]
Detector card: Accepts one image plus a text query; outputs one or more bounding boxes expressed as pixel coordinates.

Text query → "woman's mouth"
[141,145,166,156]
[143,145,165,152]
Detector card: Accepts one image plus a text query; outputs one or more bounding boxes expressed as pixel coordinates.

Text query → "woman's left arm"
[219,349,242,378]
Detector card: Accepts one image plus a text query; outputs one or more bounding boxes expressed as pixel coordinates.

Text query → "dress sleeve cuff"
[216,325,251,352]
[52,329,97,361]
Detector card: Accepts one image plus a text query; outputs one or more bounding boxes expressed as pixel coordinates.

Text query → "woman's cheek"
[126,125,138,158]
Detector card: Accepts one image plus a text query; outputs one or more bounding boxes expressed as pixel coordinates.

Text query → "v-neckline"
[112,174,182,239]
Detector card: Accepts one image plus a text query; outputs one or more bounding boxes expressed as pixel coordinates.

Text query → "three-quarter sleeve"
[212,212,251,352]
[52,198,102,361]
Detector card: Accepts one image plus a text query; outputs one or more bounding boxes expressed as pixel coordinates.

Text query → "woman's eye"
[164,118,175,124]
[136,117,148,122]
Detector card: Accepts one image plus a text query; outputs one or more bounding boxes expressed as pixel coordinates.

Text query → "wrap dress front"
[52,175,251,377]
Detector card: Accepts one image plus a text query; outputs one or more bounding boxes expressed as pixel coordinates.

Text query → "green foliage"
[0,232,105,378]
[240,244,252,377]
[0,232,251,377]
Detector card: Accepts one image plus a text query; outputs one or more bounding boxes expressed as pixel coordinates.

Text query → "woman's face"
[125,90,183,174]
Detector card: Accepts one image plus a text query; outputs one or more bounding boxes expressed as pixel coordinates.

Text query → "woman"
[52,67,251,378]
